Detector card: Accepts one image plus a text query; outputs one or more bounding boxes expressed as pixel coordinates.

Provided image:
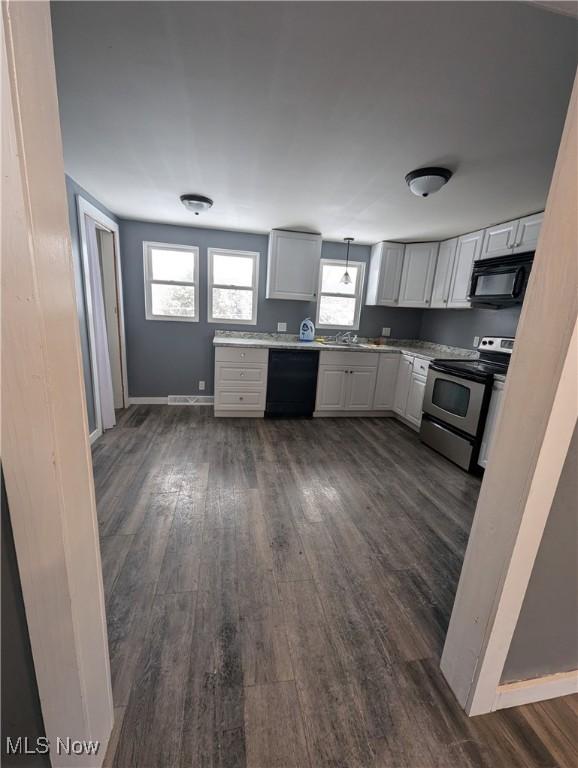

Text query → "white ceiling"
[51,2,577,244]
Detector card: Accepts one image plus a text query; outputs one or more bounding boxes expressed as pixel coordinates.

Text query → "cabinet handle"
[240,352,245,358]
[239,396,244,401]
[240,372,245,377]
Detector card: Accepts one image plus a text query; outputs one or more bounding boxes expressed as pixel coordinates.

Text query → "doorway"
[77,196,128,441]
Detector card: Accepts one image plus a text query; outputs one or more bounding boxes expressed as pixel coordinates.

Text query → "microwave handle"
[468,273,478,299]
[511,266,525,298]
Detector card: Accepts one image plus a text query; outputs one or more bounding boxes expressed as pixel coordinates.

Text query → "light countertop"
[213,332,478,362]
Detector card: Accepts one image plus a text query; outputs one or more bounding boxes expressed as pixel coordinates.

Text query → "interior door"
[346,367,377,410]
[97,228,123,409]
[315,367,347,410]
[447,230,484,308]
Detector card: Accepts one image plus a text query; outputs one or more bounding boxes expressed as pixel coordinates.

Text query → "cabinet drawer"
[215,346,268,364]
[413,357,430,377]
[319,350,377,367]
[215,363,266,386]
[214,389,265,409]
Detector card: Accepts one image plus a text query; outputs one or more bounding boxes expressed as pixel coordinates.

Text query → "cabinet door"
[398,243,438,307]
[478,381,505,468]
[266,230,321,300]
[513,212,543,254]
[393,355,413,415]
[430,238,457,308]
[480,219,518,260]
[405,373,427,428]
[377,244,404,305]
[346,366,377,410]
[447,230,484,309]
[373,355,400,410]
[315,367,347,411]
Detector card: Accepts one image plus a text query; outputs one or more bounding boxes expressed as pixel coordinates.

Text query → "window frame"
[143,241,200,323]
[207,247,260,326]
[315,258,366,331]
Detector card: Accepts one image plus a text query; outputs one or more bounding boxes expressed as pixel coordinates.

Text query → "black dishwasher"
[266,350,319,417]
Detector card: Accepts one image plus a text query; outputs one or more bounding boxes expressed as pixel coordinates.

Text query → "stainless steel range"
[420,336,514,472]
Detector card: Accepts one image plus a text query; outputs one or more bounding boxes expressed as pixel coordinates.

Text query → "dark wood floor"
[92,406,577,768]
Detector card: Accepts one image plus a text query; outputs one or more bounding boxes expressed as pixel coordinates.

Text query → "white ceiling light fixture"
[405,167,453,198]
[180,193,213,215]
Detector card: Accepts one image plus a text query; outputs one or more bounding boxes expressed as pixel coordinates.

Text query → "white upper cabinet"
[513,212,543,253]
[480,212,543,260]
[365,242,405,305]
[430,238,457,308]
[398,242,438,307]
[447,229,484,308]
[480,219,518,259]
[266,229,322,301]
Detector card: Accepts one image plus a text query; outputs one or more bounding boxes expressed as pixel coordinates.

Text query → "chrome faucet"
[335,331,358,345]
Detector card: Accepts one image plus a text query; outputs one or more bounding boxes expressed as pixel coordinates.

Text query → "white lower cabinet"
[478,380,505,468]
[214,346,269,416]
[405,373,427,428]
[315,351,378,412]
[393,354,413,415]
[393,354,429,429]
[315,367,348,410]
[373,355,400,410]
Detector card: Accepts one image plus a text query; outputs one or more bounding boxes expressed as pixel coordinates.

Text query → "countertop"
[213,332,478,362]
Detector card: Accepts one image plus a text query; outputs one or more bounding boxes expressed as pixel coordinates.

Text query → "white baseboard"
[127,396,214,406]
[493,669,578,711]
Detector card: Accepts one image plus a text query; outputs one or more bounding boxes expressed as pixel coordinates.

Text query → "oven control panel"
[478,336,514,354]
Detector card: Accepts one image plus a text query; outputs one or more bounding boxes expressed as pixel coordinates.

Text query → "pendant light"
[341,237,354,285]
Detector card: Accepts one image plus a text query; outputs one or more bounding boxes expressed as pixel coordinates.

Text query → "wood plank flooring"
[93,406,577,768]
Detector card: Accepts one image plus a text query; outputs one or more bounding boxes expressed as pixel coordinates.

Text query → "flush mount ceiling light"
[180,193,214,215]
[405,167,452,198]
[341,237,354,285]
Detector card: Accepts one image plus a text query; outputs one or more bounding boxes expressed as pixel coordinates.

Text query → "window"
[315,259,366,330]
[143,241,199,322]
[208,248,259,325]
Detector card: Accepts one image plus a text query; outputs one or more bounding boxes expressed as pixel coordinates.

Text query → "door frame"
[77,195,128,441]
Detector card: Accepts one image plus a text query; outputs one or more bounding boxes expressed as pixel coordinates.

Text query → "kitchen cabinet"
[266,229,322,300]
[478,379,505,468]
[480,212,543,260]
[315,367,348,410]
[393,354,413,415]
[398,242,438,307]
[373,354,400,410]
[365,242,405,305]
[315,351,377,412]
[214,346,269,417]
[513,212,543,253]
[393,354,429,429]
[405,373,427,428]
[447,230,484,308]
[430,238,457,308]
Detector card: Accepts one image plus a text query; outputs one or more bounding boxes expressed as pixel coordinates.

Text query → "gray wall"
[119,220,422,397]
[418,306,521,350]
[1,472,49,766]
[501,424,578,683]
[65,175,118,432]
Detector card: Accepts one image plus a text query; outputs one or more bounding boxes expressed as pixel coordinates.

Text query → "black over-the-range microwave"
[468,251,534,309]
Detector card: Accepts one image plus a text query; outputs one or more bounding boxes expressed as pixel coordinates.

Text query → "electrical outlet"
[277,322,287,332]
[473,336,480,348]
[382,327,391,337]
[198,380,205,391]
